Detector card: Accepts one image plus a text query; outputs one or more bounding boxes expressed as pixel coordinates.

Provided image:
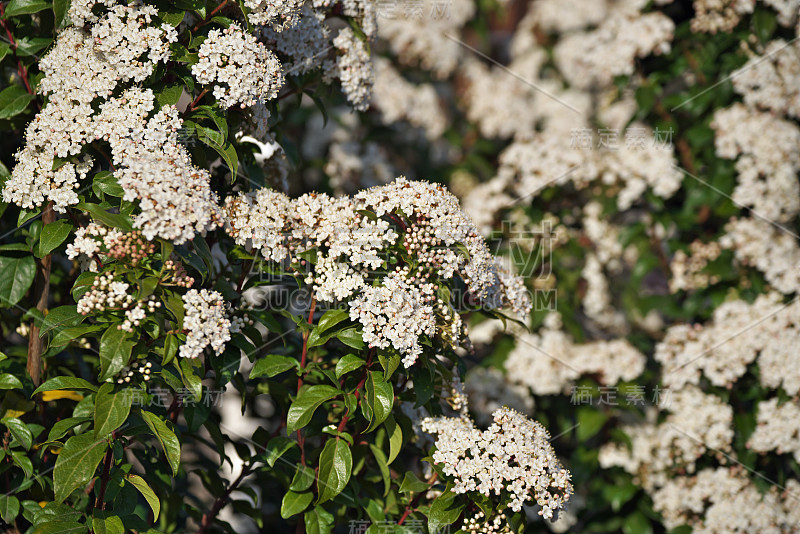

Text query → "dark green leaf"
[335,327,365,349]
[0,255,36,308]
[304,506,334,534]
[286,385,339,433]
[0,373,23,390]
[576,406,607,441]
[289,464,315,492]
[263,436,296,468]
[94,383,132,438]
[384,415,402,465]
[99,327,134,382]
[53,0,70,27]
[0,494,20,524]
[141,411,181,476]
[2,417,33,450]
[316,438,352,504]
[53,432,108,503]
[281,490,313,519]
[38,219,73,257]
[91,515,124,534]
[33,522,87,534]
[363,371,393,433]
[0,85,34,119]
[40,305,84,337]
[4,0,49,16]
[250,354,298,378]
[334,354,364,379]
[399,472,428,494]
[426,490,463,534]
[48,416,91,442]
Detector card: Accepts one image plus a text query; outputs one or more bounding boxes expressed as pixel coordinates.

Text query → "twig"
[296,294,317,465]
[94,440,114,510]
[27,202,55,386]
[397,473,438,525]
[197,464,251,534]
[191,0,230,33]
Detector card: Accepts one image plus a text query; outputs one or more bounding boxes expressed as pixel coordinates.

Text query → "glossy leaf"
[316,438,352,504]
[53,433,108,503]
[286,385,339,434]
[94,383,132,438]
[141,411,181,476]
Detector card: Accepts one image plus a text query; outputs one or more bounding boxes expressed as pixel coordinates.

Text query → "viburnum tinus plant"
[0,0,572,533]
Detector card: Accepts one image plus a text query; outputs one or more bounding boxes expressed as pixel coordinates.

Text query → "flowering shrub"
[1,0,799,532]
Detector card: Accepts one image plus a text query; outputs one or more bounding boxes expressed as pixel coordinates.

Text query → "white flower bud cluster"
[77,273,134,316]
[464,510,511,534]
[244,0,303,30]
[421,407,573,518]
[111,361,153,384]
[326,27,373,112]
[192,24,284,109]
[180,289,236,359]
[689,0,755,33]
[121,296,161,332]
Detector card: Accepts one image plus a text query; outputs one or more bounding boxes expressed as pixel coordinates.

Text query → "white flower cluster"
[76,272,162,331]
[504,313,645,395]
[554,10,674,89]
[655,293,800,393]
[1,1,178,212]
[712,103,800,223]
[599,385,734,490]
[669,239,723,292]
[421,406,572,517]
[732,39,800,118]
[193,24,284,109]
[747,397,800,462]
[651,468,800,533]
[225,177,529,366]
[349,271,436,367]
[326,27,373,112]
[180,289,238,359]
[244,0,303,29]
[260,4,332,75]
[372,57,447,140]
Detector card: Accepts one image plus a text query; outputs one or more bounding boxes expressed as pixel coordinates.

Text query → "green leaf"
[156,85,184,107]
[98,327,134,382]
[33,522,87,534]
[399,472,428,494]
[76,202,133,231]
[40,305,84,337]
[0,373,23,390]
[378,351,400,381]
[623,511,653,534]
[316,308,349,332]
[576,406,608,441]
[33,376,98,396]
[2,417,33,450]
[281,490,313,519]
[304,506,334,534]
[369,444,391,496]
[53,432,108,503]
[0,255,36,308]
[141,411,181,476]
[0,85,34,119]
[605,482,639,512]
[48,416,91,442]
[250,354,298,378]
[14,37,51,57]
[263,436,296,468]
[94,383,132,438]
[335,327,365,349]
[92,171,124,198]
[0,42,10,62]
[91,515,124,534]
[384,415,402,465]
[124,474,160,521]
[50,324,102,348]
[334,354,364,379]
[0,494,20,524]
[286,385,339,434]
[426,490,463,534]
[316,438,352,504]
[53,0,70,27]
[363,371,393,433]
[289,464,315,492]
[4,0,50,16]
[37,219,73,257]
[196,126,238,181]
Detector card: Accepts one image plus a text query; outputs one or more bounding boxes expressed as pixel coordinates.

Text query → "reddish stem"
[296,294,317,465]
